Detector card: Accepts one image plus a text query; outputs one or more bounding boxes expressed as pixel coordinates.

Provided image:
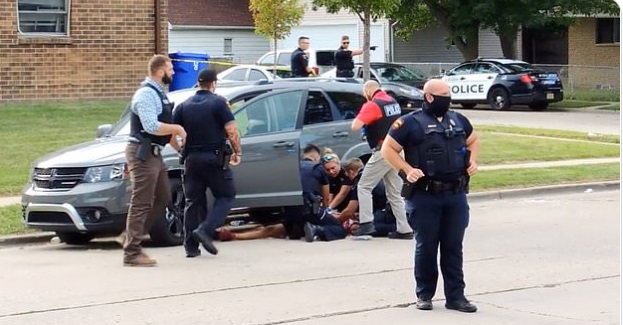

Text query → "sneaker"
[351,222,375,237]
[123,252,157,267]
[416,298,433,310]
[217,229,236,242]
[303,222,316,242]
[388,231,414,240]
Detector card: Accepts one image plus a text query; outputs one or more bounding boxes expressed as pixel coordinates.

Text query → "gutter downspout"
[154,0,162,54]
[390,20,399,62]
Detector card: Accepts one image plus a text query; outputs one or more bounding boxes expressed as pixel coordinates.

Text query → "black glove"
[370,46,378,51]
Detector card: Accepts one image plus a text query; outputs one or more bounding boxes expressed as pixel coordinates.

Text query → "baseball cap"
[197,69,217,83]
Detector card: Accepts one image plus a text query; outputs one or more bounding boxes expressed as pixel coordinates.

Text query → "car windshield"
[375,66,425,82]
[501,62,542,73]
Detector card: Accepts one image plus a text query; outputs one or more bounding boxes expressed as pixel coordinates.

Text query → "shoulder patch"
[392,118,404,130]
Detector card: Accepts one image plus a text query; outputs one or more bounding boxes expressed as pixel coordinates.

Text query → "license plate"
[546,93,554,100]
[542,80,555,85]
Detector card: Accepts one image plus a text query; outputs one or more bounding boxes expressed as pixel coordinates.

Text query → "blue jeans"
[408,190,469,302]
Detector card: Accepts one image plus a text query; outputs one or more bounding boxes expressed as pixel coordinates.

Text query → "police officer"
[123,54,187,267]
[381,78,480,313]
[334,35,376,78]
[350,80,413,239]
[291,36,315,78]
[172,69,242,258]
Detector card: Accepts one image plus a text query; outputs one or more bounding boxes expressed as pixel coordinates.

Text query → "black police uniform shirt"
[327,168,353,211]
[388,110,473,181]
[172,90,234,150]
[291,48,309,77]
[335,48,354,71]
[300,158,329,199]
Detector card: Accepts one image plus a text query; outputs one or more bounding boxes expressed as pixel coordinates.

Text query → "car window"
[501,62,542,73]
[326,91,365,120]
[474,63,500,74]
[316,51,335,66]
[376,66,425,82]
[258,53,275,65]
[225,68,248,81]
[248,69,267,81]
[448,64,475,76]
[277,52,292,65]
[304,91,334,125]
[235,90,303,137]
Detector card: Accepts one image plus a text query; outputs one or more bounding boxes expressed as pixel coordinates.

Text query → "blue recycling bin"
[169,52,210,91]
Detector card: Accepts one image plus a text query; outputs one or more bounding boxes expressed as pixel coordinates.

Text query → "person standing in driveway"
[123,54,187,267]
[291,36,315,77]
[381,78,480,312]
[334,35,376,78]
[350,80,413,239]
[173,69,242,258]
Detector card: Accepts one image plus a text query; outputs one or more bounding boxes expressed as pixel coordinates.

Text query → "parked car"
[256,49,337,75]
[440,58,564,111]
[322,62,426,109]
[218,65,291,83]
[21,80,408,246]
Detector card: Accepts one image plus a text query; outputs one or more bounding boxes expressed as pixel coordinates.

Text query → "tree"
[312,0,400,80]
[249,0,304,74]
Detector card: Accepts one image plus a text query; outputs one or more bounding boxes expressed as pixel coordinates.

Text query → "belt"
[415,177,466,194]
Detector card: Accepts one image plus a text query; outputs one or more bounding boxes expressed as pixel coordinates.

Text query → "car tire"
[487,87,511,110]
[56,232,95,245]
[460,103,477,109]
[149,178,184,247]
[529,102,549,111]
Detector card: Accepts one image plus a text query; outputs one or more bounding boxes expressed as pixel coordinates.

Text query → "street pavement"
[0,190,619,325]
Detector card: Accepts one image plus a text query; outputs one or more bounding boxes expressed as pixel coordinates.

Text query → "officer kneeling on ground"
[173,69,242,258]
[381,78,480,313]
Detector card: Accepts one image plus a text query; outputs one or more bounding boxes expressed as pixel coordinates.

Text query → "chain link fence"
[398,62,620,101]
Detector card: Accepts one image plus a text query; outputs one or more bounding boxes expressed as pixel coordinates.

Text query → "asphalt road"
[0,190,619,325]
[456,107,620,135]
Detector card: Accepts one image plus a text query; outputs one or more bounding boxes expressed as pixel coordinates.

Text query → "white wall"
[169,28,269,64]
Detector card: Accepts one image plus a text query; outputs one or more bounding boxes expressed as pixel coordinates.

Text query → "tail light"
[520,74,532,84]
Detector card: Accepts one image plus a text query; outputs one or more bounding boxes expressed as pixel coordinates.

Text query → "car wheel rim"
[494,92,505,109]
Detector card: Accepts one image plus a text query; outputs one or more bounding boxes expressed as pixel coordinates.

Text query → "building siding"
[0,0,167,102]
[169,29,269,64]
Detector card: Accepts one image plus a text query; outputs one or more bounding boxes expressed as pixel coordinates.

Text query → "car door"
[468,63,501,100]
[248,68,269,81]
[231,89,305,209]
[224,68,248,82]
[442,63,476,101]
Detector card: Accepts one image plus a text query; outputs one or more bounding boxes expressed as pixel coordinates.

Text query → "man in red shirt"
[350,80,413,239]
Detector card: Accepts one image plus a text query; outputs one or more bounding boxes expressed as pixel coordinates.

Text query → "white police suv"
[441,58,563,111]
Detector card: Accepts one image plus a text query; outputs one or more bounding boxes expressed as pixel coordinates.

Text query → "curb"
[0,181,620,247]
[468,180,620,202]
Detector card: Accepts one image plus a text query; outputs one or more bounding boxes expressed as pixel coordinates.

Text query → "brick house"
[0,0,168,102]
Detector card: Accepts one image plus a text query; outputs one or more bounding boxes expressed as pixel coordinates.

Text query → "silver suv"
[21,80,403,246]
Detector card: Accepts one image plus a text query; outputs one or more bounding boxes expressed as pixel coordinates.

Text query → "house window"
[596,18,620,44]
[224,38,233,55]
[17,0,70,35]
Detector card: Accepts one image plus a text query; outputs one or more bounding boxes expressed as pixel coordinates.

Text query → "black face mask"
[162,73,172,85]
[425,94,451,117]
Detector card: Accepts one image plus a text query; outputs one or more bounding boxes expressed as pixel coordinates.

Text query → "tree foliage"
[249,0,305,41]
[312,0,400,80]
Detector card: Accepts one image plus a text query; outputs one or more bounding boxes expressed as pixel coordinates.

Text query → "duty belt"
[415,177,467,194]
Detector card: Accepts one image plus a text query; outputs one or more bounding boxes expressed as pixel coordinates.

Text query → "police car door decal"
[443,64,497,101]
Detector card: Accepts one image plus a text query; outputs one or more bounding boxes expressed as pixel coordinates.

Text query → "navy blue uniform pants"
[183,152,236,250]
[286,204,346,241]
[408,190,469,303]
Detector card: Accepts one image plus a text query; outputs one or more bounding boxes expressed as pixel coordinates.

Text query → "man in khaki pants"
[123,55,186,267]
[350,81,412,239]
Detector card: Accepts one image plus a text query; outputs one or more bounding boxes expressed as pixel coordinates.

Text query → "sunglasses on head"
[321,154,338,163]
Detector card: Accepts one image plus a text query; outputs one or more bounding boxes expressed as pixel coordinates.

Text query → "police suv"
[441,58,563,111]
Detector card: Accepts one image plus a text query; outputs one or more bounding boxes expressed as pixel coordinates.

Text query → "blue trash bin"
[169,52,210,91]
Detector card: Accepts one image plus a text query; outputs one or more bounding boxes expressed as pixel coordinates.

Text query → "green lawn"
[476,125,620,143]
[0,204,28,236]
[564,87,619,102]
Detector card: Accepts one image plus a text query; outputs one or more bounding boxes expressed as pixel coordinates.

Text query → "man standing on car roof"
[350,80,413,240]
[173,69,242,258]
[334,35,376,78]
[291,36,316,78]
[123,54,187,267]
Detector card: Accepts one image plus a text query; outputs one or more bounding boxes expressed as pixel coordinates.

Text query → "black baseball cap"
[197,69,217,83]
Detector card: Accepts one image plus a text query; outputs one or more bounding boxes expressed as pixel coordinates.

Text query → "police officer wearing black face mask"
[381,79,481,313]
[172,69,242,258]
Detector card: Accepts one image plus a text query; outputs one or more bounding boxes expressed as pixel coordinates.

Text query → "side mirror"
[97,124,112,138]
[440,69,446,75]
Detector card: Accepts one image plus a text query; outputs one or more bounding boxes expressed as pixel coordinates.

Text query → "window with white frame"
[17,0,70,35]
[224,38,233,55]
[596,18,620,44]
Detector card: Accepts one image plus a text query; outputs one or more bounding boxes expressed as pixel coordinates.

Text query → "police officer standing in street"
[334,35,376,78]
[350,81,413,239]
[291,36,316,78]
[173,69,241,258]
[123,54,187,267]
[381,78,480,313]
